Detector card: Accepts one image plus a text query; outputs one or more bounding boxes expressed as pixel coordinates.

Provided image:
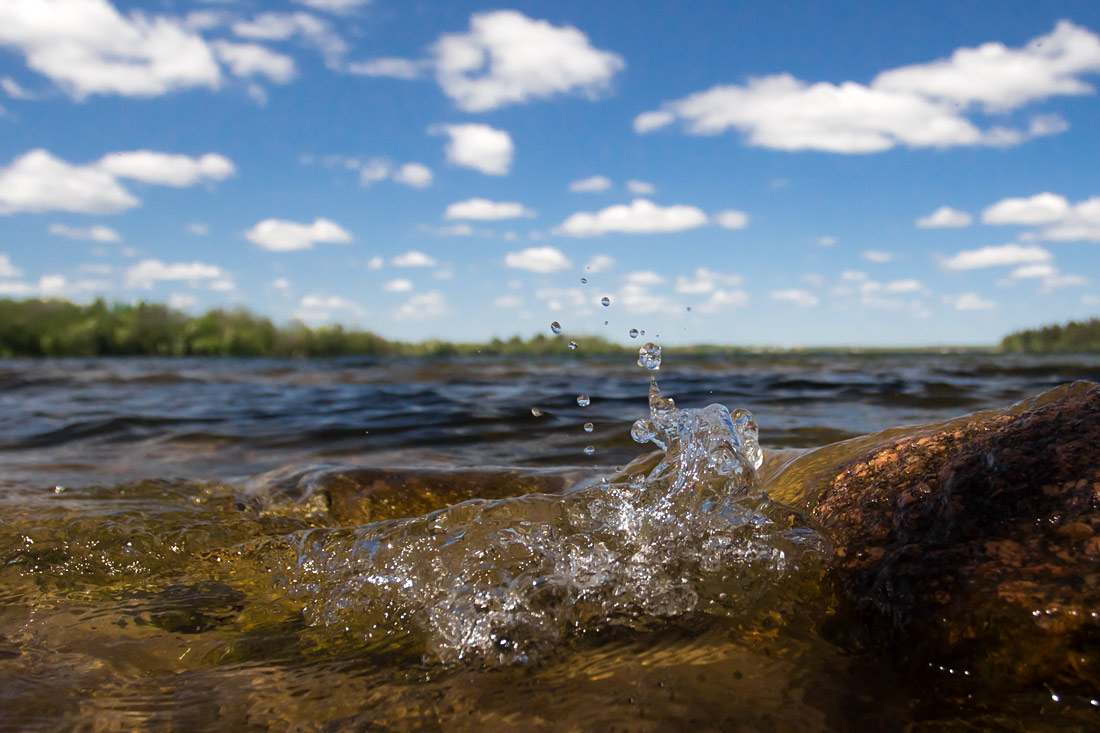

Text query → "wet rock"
[810,381,1100,701]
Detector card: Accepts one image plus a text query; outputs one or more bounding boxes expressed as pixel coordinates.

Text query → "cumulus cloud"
[818,235,838,247]
[1,77,34,99]
[697,288,749,313]
[244,217,352,251]
[493,295,523,308]
[347,57,424,79]
[393,163,433,188]
[293,0,371,14]
[635,21,1099,153]
[125,258,228,289]
[569,175,612,193]
[295,293,364,324]
[585,254,615,273]
[395,290,446,320]
[48,223,121,242]
[432,10,624,112]
[916,205,973,228]
[862,250,893,263]
[505,246,571,273]
[359,158,433,188]
[1004,262,1088,291]
[941,243,1052,270]
[0,253,22,278]
[431,123,514,175]
[0,0,222,99]
[982,192,1100,242]
[0,149,138,214]
[770,289,820,307]
[557,198,708,237]
[212,41,295,83]
[231,11,346,68]
[444,198,534,220]
[97,151,235,187]
[626,179,655,195]
[392,250,437,267]
[187,222,208,235]
[675,267,743,294]
[383,278,413,292]
[715,209,749,229]
[946,292,995,310]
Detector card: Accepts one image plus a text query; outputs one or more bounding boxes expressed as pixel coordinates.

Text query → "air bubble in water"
[576,394,590,407]
[531,407,543,417]
[637,342,662,370]
[601,296,610,307]
[583,422,594,433]
[628,328,639,339]
[568,341,578,350]
[583,445,596,456]
[550,321,562,334]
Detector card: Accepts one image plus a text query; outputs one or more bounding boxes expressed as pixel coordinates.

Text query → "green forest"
[0,297,632,358]
[1000,318,1100,354]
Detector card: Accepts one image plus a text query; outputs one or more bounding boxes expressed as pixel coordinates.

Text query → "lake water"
[1,353,1099,730]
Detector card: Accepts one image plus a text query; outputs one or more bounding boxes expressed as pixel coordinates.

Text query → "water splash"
[261,375,823,666]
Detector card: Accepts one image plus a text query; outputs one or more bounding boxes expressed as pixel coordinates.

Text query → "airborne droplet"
[583,422,594,433]
[576,394,591,407]
[568,341,578,350]
[601,296,610,307]
[580,277,588,284]
[550,322,562,334]
[583,445,596,456]
[628,328,639,339]
[637,342,662,371]
[531,407,543,417]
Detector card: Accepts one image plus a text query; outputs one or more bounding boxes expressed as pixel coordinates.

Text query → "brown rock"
[807,381,1100,698]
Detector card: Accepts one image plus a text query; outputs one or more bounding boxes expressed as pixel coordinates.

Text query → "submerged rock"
[809,381,1100,702]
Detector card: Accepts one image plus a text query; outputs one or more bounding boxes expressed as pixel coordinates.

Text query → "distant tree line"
[1000,317,1100,354]
[0,298,632,358]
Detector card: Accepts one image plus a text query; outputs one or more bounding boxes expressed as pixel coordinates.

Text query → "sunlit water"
[1,353,1099,729]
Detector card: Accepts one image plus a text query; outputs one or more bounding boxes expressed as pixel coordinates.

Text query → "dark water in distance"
[2,353,1100,731]
[4,352,1099,488]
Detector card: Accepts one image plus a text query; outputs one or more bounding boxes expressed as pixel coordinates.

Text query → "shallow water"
[1,353,1099,730]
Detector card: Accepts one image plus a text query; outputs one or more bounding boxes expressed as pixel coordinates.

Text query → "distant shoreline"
[3,297,1096,357]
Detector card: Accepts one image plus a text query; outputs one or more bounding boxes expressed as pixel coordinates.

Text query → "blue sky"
[2,0,1100,346]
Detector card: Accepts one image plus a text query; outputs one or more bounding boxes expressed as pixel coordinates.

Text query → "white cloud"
[1006,263,1088,290]
[569,175,612,193]
[0,280,36,297]
[360,158,390,185]
[244,217,352,251]
[295,293,364,323]
[432,10,624,112]
[187,222,208,235]
[625,270,665,286]
[946,292,996,310]
[916,205,972,228]
[1082,294,1100,306]
[715,209,749,229]
[941,243,1052,270]
[862,250,893,263]
[383,278,413,292]
[293,0,371,14]
[126,258,228,289]
[347,57,423,79]
[818,235,837,247]
[626,179,655,195]
[585,254,615,273]
[212,41,295,83]
[210,278,235,292]
[231,12,346,68]
[697,288,749,313]
[0,149,138,215]
[48,223,120,242]
[0,253,22,278]
[0,0,222,99]
[395,290,446,320]
[393,250,437,267]
[557,198,708,237]
[367,256,384,270]
[635,22,1100,153]
[770,289,820,307]
[1,77,34,99]
[505,246,571,273]
[535,287,588,311]
[444,198,534,220]
[393,162,433,188]
[982,192,1070,224]
[422,223,475,237]
[97,151,235,187]
[675,267,743,294]
[167,293,197,310]
[493,295,523,308]
[431,123,514,175]
[271,277,291,292]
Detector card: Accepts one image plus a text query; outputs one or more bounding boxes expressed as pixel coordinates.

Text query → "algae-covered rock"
[809,381,1100,702]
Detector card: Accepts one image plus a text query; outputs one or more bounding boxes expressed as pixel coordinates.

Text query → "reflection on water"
[1,354,1099,729]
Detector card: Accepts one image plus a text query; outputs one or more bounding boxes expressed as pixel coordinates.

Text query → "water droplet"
[601,296,610,307]
[629,473,646,489]
[640,330,645,336]
[631,418,655,443]
[583,422,594,433]
[576,394,590,407]
[53,485,65,494]
[637,342,662,370]
[628,328,639,339]
[583,445,596,456]
[531,407,543,417]
[580,277,587,284]
[686,306,692,312]
[603,320,608,326]
[568,341,578,350]
[550,321,562,334]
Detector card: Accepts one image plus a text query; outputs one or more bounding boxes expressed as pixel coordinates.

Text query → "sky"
[2,1,1100,347]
